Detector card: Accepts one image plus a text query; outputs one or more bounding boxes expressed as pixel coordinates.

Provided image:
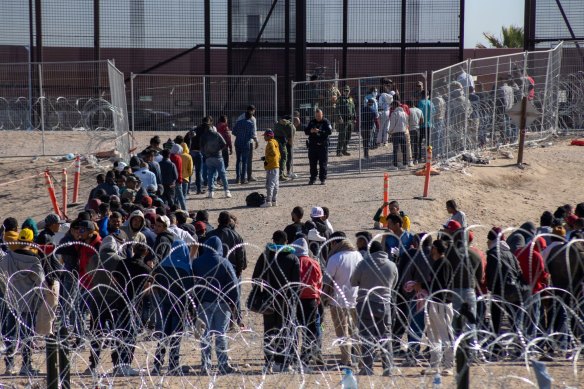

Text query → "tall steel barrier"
[0,60,130,159]
[430,43,563,161]
[291,73,427,175]
[130,74,278,136]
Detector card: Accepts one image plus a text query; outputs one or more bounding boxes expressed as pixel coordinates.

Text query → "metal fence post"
[273,74,278,122]
[290,81,296,176]
[202,76,207,117]
[38,63,46,155]
[357,79,362,173]
[491,56,500,145]
[130,73,135,135]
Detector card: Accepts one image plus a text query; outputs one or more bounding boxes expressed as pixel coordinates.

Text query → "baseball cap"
[310,206,324,218]
[45,213,65,226]
[18,228,34,242]
[487,227,504,241]
[78,220,95,231]
[115,162,127,172]
[443,220,462,231]
[194,221,206,233]
[264,130,274,138]
[156,215,170,228]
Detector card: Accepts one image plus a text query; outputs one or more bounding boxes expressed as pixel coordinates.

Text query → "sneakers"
[441,369,454,376]
[218,364,239,375]
[261,202,272,208]
[225,190,232,198]
[408,161,415,167]
[241,180,249,184]
[114,365,140,377]
[288,172,298,179]
[4,364,16,376]
[382,368,393,376]
[280,175,289,181]
[207,192,214,199]
[421,368,439,375]
[308,179,315,185]
[272,363,293,373]
[19,365,39,376]
[342,151,351,156]
[248,177,257,182]
[272,201,278,207]
[320,180,326,185]
[387,166,398,171]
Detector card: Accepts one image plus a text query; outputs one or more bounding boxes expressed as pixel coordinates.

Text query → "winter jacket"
[0,248,45,312]
[205,225,247,278]
[192,236,239,305]
[216,122,233,153]
[515,243,549,294]
[201,127,227,159]
[445,240,483,290]
[284,222,304,246]
[159,158,178,186]
[154,230,175,262]
[89,230,128,300]
[351,250,398,305]
[169,152,183,183]
[264,138,280,170]
[232,118,256,149]
[485,241,522,296]
[134,167,157,190]
[252,242,301,300]
[361,105,377,129]
[292,238,322,300]
[78,233,102,290]
[428,257,453,303]
[273,119,295,143]
[121,210,147,245]
[180,143,194,182]
[304,118,332,147]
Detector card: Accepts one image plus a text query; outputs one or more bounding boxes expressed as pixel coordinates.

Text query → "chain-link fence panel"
[131,74,277,136]
[291,73,427,176]
[0,61,129,159]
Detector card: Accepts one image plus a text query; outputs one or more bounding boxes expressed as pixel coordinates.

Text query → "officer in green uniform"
[335,85,356,156]
[273,115,296,180]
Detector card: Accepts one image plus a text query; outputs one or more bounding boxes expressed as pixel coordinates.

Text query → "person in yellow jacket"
[373,200,411,231]
[179,142,194,196]
[261,130,280,208]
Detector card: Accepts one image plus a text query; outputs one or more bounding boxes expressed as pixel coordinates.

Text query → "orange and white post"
[62,168,68,219]
[72,155,81,204]
[383,172,389,217]
[44,169,62,217]
[423,146,432,198]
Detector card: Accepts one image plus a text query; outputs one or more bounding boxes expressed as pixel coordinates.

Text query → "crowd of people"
[1,154,583,379]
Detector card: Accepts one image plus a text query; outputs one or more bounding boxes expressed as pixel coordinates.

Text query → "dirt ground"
[0,132,583,387]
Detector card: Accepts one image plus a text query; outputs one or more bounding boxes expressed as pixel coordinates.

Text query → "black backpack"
[246,192,266,207]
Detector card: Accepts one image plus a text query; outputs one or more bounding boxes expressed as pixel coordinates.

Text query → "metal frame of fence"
[0,60,130,159]
[130,74,278,141]
[291,73,427,175]
[430,43,563,161]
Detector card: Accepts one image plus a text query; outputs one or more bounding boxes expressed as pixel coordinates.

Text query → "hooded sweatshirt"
[121,210,147,244]
[90,229,129,300]
[389,106,408,134]
[292,238,322,300]
[3,230,19,251]
[0,248,45,312]
[251,242,300,299]
[350,250,398,305]
[180,143,194,183]
[192,236,239,305]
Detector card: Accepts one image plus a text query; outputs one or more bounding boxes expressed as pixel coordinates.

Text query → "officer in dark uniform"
[304,108,332,185]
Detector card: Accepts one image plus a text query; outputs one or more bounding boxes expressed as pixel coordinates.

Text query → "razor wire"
[0,229,583,388]
[0,61,130,159]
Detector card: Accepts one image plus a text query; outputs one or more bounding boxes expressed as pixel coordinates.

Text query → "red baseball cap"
[194,221,206,233]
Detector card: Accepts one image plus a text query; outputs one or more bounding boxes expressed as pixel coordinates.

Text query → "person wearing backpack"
[485,227,527,339]
[200,116,232,199]
[151,215,195,375]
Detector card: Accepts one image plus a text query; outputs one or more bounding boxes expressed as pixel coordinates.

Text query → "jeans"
[222,148,230,169]
[408,300,426,354]
[247,142,254,179]
[4,310,35,369]
[162,184,176,207]
[60,274,89,338]
[206,157,229,194]
[198,301,231,369]
[235,145,250,182]
[174,182,186,210]
[154,297,185,371]
[190,151,204,193]
[181,181,190,199]
[410,129,421,162]
[297,298,321,363]
[265,169,279,203]
[357,301,392,371]
[391,132,407,166]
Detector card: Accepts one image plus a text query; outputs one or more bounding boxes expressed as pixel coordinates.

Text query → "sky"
[465,0,525,48]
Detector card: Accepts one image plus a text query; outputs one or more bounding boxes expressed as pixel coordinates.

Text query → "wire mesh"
[0,60,130,159]
[291,73,427,176]
[430,43,563,162]
[0,228,583,387]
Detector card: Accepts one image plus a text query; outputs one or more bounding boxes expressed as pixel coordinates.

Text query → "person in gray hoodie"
[121,210,147,246]
[350,240,398,376]
[0,228,45,376]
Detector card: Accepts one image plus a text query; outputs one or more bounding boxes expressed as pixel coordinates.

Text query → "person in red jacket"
[170,143,186,210]
[292,236,324,367]
[216,115,233,170]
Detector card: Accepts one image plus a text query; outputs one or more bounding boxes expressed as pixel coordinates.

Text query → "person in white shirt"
[377,86,394,147]
[457,67,475,90]
[133,160,157,190]
[167,213,197,253]
[446,199,467,229]
[324,231,363,367]
[388,101,409,170]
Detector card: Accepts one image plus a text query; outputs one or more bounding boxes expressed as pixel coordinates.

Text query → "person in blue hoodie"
[192,236,240,375]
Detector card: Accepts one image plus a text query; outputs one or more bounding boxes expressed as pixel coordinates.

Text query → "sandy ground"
[0,132,583,387]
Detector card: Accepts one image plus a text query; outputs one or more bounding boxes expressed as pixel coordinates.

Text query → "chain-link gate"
[130,74,278,137]
[291,73,427,176]
[430,43,563,161]
[0,60,130,159]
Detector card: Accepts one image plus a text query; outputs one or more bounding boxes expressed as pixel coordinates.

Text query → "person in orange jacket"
[261,130,280,208]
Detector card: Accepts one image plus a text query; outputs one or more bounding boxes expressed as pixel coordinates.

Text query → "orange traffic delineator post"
[71,155,81,204]
[414,146,436,201]
[61,168,68,219]
[382,172,389,218]
[45,169,62,217]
